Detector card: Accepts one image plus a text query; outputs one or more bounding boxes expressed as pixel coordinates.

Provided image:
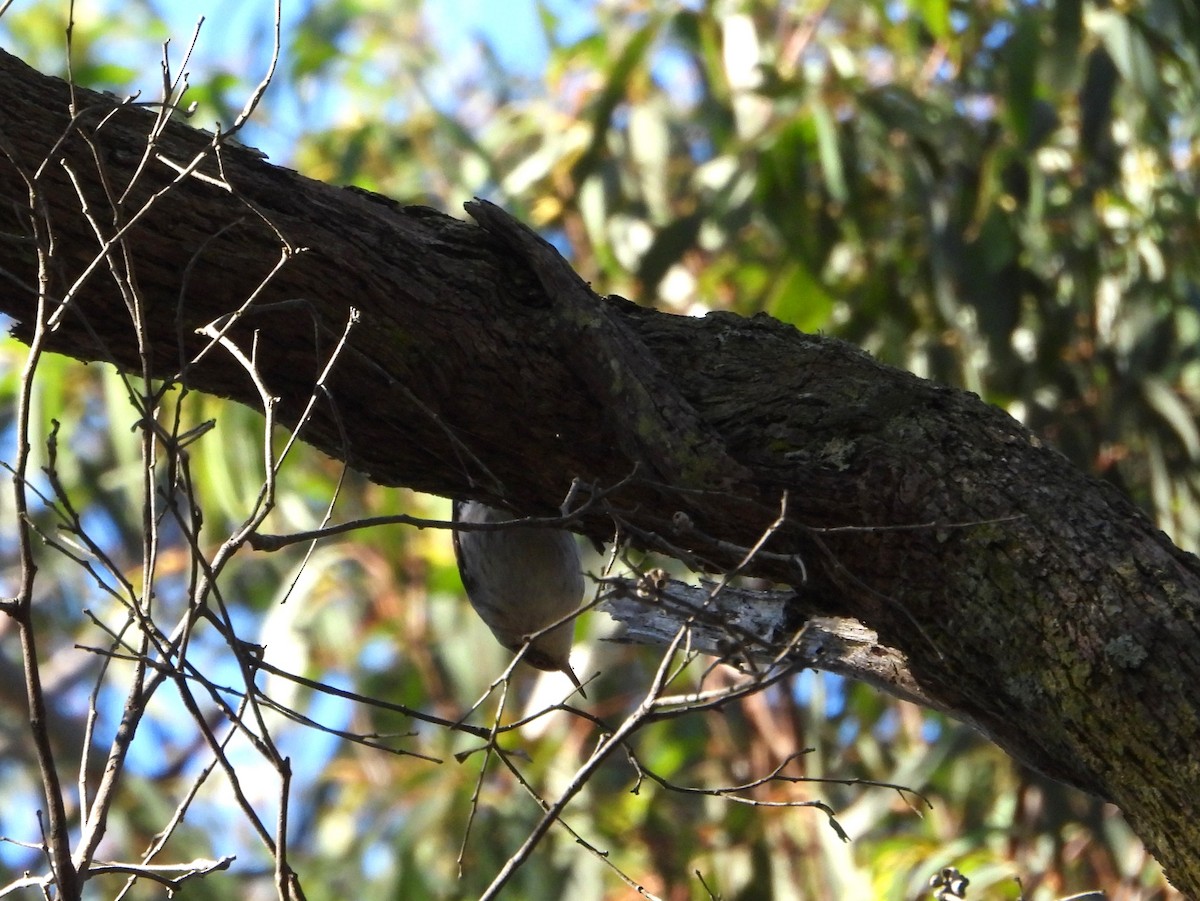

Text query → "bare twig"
[3,124,81,901]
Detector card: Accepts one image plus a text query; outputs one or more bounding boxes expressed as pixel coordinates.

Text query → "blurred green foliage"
[1,0,1197,898]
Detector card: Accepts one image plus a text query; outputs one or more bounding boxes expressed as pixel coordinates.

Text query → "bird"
[451,499,585,692]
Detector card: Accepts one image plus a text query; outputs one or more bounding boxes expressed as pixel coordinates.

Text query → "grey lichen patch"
[1003,672,1047,704]
[1104,633,1149,669]
[819,436,857,471]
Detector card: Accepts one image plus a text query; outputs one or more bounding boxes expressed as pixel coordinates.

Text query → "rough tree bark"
[1,52,1198,893]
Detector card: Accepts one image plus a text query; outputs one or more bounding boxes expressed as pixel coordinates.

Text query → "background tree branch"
[2,49,1199,893]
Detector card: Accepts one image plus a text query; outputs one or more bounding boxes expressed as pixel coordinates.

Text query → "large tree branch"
[2,51,1199,891]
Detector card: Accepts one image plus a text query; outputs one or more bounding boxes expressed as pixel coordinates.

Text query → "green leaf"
[768,261,837,332]
[1005,10,1041,149]
[812,102,848,206]
[915,0,950,40]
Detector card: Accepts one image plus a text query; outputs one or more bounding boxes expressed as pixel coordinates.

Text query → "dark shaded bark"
[1,51,1198,893]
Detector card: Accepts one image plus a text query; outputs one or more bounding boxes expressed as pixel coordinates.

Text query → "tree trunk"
[2,51,1198,893]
